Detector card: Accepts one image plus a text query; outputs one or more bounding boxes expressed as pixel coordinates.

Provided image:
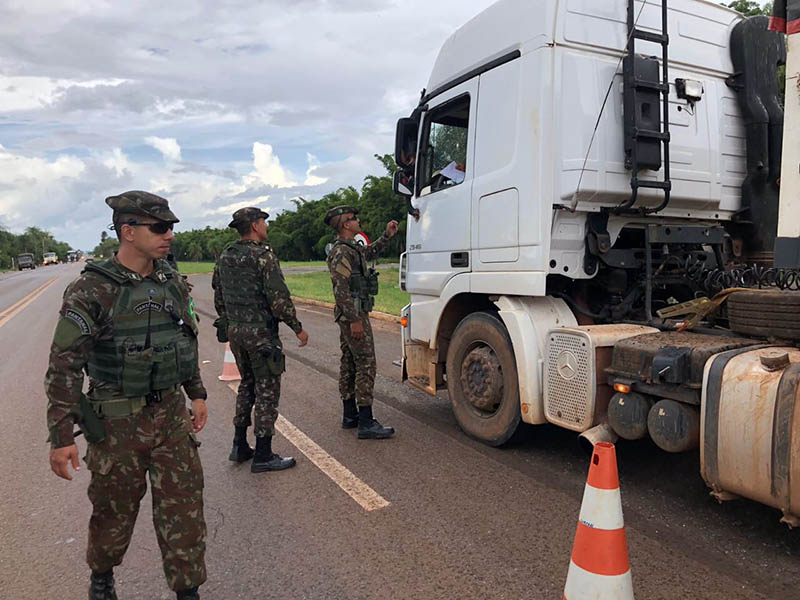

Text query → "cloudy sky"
[0,0,496,250]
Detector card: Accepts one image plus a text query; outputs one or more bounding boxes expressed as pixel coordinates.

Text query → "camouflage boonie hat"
[106,191,179,224]
[324,205,358,227]
[228,207,270,228]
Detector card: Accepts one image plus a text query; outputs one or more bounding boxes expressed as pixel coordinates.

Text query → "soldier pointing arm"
[325,205,398,439]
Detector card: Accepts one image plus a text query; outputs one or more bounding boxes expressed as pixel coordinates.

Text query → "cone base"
[564,561,634,599]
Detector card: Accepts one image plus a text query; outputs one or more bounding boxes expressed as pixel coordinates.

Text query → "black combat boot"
[89,570,118,600]
[251,435,296,472]
[357,405,395,440]
[228,425,254,463]
[176,586,200,599]
[341,398,359,429]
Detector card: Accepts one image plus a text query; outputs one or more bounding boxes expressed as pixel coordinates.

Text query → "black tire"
[728,289,800,340]
[446,312,521,446]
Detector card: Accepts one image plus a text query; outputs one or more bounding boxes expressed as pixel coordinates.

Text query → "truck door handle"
[451,252,469,268]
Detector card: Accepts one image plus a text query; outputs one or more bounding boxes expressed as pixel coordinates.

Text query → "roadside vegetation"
[283,268,408,316]
[0,226,74,270]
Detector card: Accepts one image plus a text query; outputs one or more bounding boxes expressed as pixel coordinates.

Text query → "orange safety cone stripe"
[586,441,620,490]
[571,522,630,576]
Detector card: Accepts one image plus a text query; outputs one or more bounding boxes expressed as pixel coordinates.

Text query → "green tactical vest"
[217,242,278,333]
[334,239,379,314]
[84,258,199,398]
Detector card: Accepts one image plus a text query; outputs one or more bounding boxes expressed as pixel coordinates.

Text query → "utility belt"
[90,384,182,419]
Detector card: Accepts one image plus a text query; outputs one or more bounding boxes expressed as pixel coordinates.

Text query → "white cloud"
[250,142,296,188]
[145,136,182,161]
[304,153,327,186]
[102,147,130,177]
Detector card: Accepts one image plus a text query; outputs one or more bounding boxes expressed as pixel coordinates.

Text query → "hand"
[50,444,80,480]
[385,220,399,237]
[296,329,309,347]
[350,320,364,340]
[190,398,208,433]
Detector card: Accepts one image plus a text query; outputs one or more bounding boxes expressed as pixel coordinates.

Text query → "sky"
[0,0,496,251]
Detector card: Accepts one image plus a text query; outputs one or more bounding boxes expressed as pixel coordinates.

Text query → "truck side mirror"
[393,171,412,197]
[395,117,418,169]
[393,171,419,219]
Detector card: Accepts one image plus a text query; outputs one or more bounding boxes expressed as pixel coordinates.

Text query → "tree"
[726,1,771,16]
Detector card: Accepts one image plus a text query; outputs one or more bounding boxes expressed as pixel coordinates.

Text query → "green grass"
[177,259,395,274]
[284,268,409,316]
[177,260,329,274]
[177,262,216,274]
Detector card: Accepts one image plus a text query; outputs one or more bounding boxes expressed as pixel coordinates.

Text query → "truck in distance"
[42,252,58,266]
[17,253,35,271]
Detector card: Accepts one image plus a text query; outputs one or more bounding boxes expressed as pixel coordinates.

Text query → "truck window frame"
[416,93,471,198]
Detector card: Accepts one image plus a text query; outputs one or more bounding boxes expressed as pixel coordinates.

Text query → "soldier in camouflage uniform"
[44,191,208,600]
[325,205,398,439]
[212,207,309,472]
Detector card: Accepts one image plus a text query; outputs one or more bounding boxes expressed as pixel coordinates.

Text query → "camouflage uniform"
[44,192,207,594]
[212,240,303,438]
[326,228,391,408]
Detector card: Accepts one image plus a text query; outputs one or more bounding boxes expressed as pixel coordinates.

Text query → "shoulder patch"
[335,262,351,278]
[65,309,91,335]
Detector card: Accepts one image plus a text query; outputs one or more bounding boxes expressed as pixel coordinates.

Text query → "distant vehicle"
[66,251,79,262]
[42,252,58,266]
[17,253,35,271]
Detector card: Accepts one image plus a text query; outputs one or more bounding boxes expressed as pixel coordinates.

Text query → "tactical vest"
[85,259,199,398]
[217,242,278,333]
[334,239,379,314]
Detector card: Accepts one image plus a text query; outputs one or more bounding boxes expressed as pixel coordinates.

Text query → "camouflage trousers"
[338,315,376,407]
[84,389,206,591]
[229,329,283,438]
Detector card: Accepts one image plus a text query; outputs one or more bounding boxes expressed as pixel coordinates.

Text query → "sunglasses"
[344,216,360,223]
[124,221,174,234]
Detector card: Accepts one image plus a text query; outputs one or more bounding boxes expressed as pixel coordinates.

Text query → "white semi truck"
[394,0,800,524]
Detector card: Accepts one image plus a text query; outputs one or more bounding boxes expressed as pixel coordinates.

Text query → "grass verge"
[284,268,408,316]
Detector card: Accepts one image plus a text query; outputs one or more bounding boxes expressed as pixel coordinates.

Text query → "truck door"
[406,83,477,296]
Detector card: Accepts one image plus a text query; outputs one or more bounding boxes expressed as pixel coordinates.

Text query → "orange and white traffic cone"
[218,342,241,381]
[563,441,634,599]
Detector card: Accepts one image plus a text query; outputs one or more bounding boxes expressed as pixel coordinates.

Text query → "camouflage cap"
[228,207,270,228]
[324,205,358,227]
[105,191,179,223]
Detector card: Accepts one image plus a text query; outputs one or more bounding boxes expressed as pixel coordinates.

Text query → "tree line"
[0,226,74,269]
[92,154,407,263]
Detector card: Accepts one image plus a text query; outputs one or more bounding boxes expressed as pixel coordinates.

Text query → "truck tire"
[728,289,800,340]
[446,312,521,446]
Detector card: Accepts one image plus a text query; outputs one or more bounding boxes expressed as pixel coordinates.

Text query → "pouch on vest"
[213,317,228,343]
[73,393,106,444]
[366,267,379,296]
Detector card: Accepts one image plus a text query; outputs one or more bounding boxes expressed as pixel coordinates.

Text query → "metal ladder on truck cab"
[619,0,672,214]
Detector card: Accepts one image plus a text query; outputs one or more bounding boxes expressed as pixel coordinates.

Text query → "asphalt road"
[1,263,799,599]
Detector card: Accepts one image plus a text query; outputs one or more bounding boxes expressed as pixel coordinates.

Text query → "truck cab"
[42,252,58,266]
[394,0,799,524]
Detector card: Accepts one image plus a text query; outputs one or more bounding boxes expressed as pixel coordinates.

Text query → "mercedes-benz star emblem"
[557,351,578,380]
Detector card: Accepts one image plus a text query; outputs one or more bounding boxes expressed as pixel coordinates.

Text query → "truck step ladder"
[620,0,672,214]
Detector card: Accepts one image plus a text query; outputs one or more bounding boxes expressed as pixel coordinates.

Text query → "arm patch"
[65,309,92,335]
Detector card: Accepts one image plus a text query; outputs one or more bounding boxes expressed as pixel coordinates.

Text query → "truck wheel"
[446,312,521,446]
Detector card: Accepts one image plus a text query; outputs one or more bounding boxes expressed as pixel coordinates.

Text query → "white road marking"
[226,382,390,511]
